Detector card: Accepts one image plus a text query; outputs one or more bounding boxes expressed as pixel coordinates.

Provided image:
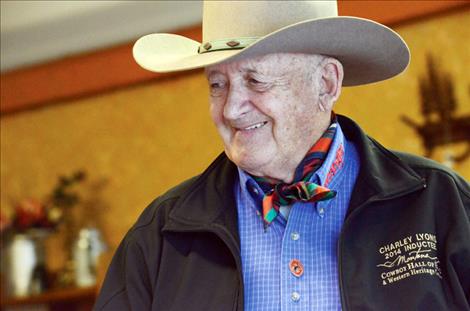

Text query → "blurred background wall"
[1,0,469,308]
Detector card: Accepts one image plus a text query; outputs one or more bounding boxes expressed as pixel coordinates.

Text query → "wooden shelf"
[1,286,96,311]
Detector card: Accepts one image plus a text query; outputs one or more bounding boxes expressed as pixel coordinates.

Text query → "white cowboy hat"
[133,1,410,86]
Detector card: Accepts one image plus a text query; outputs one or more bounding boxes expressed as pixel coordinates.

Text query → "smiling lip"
[238,121,268,131]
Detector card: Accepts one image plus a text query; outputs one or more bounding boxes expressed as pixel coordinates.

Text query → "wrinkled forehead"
[205,53,324,76]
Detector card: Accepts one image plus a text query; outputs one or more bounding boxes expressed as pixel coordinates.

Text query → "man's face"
[205,53,331,182]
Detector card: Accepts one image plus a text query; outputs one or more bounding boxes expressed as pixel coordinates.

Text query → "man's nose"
[223,83,252,121]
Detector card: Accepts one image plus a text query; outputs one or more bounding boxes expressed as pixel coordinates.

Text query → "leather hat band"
[198,37,259,54]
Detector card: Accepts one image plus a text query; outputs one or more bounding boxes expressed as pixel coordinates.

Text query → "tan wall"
[1,73,223,270]
[1,10,469,272]
[336,9,470,174]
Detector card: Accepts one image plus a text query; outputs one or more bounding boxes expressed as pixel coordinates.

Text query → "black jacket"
[94,115,470,311]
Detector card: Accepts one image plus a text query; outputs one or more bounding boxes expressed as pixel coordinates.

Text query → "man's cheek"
[209,107,223,125]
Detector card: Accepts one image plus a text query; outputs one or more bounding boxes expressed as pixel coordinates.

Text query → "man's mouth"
[241,121,268,131]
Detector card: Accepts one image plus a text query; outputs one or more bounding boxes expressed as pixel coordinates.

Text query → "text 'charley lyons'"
[376,233,442,286]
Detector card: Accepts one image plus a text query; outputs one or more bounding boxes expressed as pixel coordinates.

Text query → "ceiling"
[0,0,203,72]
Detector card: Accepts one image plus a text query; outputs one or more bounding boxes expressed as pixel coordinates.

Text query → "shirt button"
[291,291,301,302]
[289,259,304,277]
[291,232,300,241]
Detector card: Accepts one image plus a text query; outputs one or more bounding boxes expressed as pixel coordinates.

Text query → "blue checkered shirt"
[235,123,360,310]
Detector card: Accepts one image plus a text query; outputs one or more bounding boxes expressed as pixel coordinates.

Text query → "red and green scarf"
[252,116,338,228]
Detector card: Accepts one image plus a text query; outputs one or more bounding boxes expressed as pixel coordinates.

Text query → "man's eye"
[209,81,226,96]
[247,77,271,91]
[210,82,224,89]
[248,78,261,85]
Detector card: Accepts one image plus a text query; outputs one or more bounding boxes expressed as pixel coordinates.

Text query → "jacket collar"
[337,115,426,213]
[164,114,426,237]
[163,152,241,250]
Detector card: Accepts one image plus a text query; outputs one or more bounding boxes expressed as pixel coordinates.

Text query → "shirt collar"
[315,121,345,187]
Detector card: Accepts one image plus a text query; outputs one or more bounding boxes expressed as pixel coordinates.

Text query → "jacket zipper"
[337,182,426,310]
[206,224,245,311]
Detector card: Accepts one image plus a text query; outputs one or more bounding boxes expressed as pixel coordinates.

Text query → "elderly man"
[95,1,470,310]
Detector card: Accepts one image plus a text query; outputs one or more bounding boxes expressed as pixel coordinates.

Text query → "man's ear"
[319,57,344,111]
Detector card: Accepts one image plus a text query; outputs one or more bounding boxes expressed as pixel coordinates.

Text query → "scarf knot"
[252,116,338,228]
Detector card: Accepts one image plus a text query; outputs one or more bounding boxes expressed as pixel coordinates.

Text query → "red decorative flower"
[14,199,47,231]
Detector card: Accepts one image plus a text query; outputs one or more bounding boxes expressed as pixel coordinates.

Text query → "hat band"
[198,37,259,54]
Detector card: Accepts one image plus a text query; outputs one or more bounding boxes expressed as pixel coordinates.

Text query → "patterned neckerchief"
[252,115,338,228]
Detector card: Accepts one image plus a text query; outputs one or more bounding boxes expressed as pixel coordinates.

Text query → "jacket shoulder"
[131,175,200,230]
[392,150,470,199]
[94,175,200,310]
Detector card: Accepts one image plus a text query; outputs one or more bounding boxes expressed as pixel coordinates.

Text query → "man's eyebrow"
[245,68,260,74]
[205,69,222,78]
[245,68,288,84]
[242,63,265,74]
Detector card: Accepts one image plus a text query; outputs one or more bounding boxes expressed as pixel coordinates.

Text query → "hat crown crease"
[202,1,338,42]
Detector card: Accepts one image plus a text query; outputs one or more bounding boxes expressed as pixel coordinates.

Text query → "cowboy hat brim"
[133,16,410,86]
